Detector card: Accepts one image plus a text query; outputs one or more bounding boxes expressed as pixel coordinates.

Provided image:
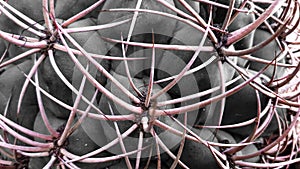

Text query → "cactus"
[0,0,299,168]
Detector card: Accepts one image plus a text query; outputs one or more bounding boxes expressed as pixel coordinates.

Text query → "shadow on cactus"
[0,0,299,168]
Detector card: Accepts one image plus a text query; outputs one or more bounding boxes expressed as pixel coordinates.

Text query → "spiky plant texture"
[0,0,299,168]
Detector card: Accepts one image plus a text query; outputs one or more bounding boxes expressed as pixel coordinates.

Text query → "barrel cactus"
[0,0,299,168]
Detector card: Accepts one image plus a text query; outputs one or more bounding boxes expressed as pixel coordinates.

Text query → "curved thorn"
[55,21,142,105]
[0,0,46,31]
[55,24,142,113]
[57,62,88,147]
[226,0,284,46]
[17,53,45,116]
[108,103,133,169]
[0,30,47,48]
[144,31,155,107]
[62,0,105,27]
[0,3,46,37]
[66,124,138,163]
[151,25,210,100]
[34,54,60,138]
[121,34,143,97]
